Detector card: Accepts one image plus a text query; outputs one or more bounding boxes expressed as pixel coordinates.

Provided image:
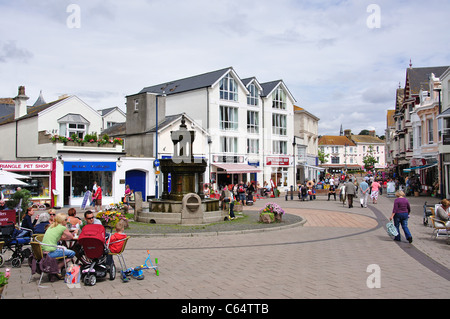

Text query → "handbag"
[386,221,399,237]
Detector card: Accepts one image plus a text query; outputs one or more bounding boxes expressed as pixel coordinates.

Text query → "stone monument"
[136,115,224,225]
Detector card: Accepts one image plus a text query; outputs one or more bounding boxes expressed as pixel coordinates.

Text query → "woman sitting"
[41,213,76,278]
[33,212,50,234]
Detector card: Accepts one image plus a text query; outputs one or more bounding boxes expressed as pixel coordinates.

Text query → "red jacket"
[94,187,102,199]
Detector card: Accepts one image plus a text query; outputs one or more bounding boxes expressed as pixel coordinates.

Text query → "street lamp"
[155,91,166,199]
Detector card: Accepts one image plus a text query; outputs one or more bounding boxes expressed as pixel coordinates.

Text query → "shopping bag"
[386,221,399,237]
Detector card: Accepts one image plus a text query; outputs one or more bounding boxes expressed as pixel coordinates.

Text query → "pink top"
[371,181,380,191]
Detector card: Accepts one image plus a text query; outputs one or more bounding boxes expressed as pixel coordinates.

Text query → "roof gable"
[260,80,296,103]
[405,66,449,96]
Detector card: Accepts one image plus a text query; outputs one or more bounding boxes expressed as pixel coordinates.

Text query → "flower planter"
[234,204,243,212]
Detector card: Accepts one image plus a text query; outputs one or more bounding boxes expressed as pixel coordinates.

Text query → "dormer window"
[272,87,286,110]
[220,74,238,101]
[57,113,90,139]
[247,83,259,106]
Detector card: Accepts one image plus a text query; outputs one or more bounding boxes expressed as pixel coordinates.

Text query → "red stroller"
[78,224,116,286]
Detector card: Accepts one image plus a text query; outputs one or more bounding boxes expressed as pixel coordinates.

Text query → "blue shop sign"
[64,161,116,172]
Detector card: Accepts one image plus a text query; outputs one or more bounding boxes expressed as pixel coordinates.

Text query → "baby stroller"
[78,224,116,286]
[0,222,31,268]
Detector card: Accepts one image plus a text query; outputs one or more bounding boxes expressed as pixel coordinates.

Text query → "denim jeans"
[393,213,412,241]
[48,248,76,259]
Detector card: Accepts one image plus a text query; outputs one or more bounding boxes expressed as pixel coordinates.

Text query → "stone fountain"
[136,115,224,225]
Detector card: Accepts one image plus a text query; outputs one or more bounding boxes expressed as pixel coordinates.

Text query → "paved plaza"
[2,189,450,301]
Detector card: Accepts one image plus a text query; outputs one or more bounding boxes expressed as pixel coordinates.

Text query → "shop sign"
[64,161,116,171]
[0,210,16,226]
[0,161,52,171]
[266,157,290,166]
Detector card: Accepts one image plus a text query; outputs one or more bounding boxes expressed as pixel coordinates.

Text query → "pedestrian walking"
[389,190,413,243]
[359,179,369,208]
[370,179,381,204]
[344,179,356,208]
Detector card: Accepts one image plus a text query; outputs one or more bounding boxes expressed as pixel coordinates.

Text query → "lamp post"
[155,92,166,199]
[434,88,444,199]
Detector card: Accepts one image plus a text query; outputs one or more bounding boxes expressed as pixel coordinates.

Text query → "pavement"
[1,187,450,302]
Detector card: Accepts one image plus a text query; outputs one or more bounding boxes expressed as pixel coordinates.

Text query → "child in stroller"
[0,221,31,268]
[77,224,116,286]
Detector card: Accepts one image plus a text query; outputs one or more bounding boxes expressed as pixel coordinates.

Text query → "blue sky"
[1,0,450,136]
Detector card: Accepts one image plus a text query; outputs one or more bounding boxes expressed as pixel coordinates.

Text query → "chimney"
[368,130,376,137]
[344,129,351,138]
[13,86,29,119]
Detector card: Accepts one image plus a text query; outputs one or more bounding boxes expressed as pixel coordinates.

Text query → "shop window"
[71,171,113,197]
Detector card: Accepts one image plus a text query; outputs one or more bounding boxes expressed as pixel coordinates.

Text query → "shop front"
[211,155,261,189]
[62,160,116,207]
[265,156,292,187]
[0,160,55,207]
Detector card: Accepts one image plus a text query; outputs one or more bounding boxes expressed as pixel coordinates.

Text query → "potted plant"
[96,209,129,228]
[259,202,285,223]
[0,269,10,297]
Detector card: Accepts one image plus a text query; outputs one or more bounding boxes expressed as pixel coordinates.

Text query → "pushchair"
[0,222,31,268]
[78,224,116,286]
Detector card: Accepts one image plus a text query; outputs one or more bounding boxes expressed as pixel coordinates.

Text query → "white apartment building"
[134,67,297,189]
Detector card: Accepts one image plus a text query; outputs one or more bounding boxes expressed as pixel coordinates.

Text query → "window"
[134,99,139,111]
[272,87,286,110]
[247,111,259,133]
[418,126,422,146]
[247,138,259,154]
[331,156,340,164]
[220,74,238,101]
[428,118,434,144]
[220,136,237,153]
[68,123,86,139]
[272,140,287,154]
[247,84,259,106]
[272,114,287,135]
[220,106,238,131]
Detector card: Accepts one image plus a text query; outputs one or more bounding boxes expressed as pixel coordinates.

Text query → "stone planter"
[234,204,243,212]
[259,212,283,224]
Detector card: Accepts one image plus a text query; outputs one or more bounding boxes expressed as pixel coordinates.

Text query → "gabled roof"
[405,66,449,96]
[138,67,233,96]
[318,136,355,146]
[260,80,296,102]
[0,96,69,126]
[98,106,125,117]
[241,77,263,91]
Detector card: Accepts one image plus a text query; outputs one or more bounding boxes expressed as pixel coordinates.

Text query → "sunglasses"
[86,217,94,220]
[50,214,55,216]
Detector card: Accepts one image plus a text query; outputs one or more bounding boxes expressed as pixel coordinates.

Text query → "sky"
[1,0,450,137]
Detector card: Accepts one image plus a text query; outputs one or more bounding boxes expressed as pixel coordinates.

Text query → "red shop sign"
[0,210,16,226]
[266,157,290,166]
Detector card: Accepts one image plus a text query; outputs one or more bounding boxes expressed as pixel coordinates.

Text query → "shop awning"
[403,163,438,173]
[299,164,325,171]
[213,163,261,173]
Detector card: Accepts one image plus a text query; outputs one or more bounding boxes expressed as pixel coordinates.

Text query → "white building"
[134,67,297,190]
[0,86,134,208]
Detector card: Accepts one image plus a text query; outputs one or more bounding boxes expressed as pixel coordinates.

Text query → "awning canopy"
[298,164,325,171]
[213,163,261,173]
[403,163,438,173]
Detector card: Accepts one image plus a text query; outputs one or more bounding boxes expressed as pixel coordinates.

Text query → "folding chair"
[107,236,130,272]
[28,241,66,287]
